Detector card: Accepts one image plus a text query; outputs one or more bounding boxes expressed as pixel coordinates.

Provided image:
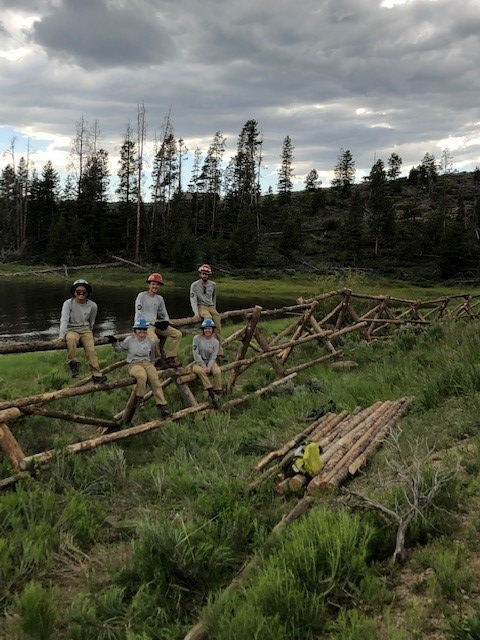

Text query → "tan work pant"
[146,325,182,360]
[65,329,101,375]
[191,362,222,393]
[128,360,166,405]
[197,305,223,356]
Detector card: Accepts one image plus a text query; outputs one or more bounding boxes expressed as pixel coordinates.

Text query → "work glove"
[155,321,170,330]
[106,335,118,343]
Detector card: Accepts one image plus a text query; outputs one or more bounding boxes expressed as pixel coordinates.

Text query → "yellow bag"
[288,441,322,478]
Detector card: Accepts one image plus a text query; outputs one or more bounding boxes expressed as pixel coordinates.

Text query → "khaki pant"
[128,360,166,405]
[191,362,222,392]
[146,324,182,360]
[65,329,101,375]
[198,305,223,356]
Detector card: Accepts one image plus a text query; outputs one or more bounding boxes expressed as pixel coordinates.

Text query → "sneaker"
[92,375,108,384]
[158,405,170,418]
[69,361,80,378]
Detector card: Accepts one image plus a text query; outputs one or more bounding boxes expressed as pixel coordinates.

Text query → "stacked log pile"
[252,397,414,494]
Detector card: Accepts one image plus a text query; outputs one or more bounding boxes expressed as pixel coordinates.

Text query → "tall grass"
[203,507,386,639]
[3,309,480,638]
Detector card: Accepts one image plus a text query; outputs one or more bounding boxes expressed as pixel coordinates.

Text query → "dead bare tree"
[135,102,147,260]
[343,429,460,563]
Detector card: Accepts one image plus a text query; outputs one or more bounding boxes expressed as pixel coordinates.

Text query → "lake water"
[0,279,294,342]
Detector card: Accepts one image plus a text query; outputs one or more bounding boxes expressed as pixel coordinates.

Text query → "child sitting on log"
[191,318,222,409]
[107,318,170,419]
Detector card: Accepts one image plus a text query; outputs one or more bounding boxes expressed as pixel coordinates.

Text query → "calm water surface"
[0,280,294,342]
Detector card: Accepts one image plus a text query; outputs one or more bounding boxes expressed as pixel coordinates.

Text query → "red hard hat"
[147,272,163,284]
[198,264,212,274]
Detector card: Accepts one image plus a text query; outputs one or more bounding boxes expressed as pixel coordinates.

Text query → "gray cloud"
[31,0,174,67]
[0,0,479,192]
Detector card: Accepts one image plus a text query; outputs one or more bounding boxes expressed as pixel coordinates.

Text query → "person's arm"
[192,335,205,366]
[88,301,98,330]
[58,299,72,339]
[206,339,219,370]
[157,296,170,322]
[190,282,199,317]
[113,336,130,354]
[212,282,217,308]
[134,293,143,322]
[149,340,156,362]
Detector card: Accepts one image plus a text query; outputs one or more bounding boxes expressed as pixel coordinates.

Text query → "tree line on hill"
[1,113,479,280]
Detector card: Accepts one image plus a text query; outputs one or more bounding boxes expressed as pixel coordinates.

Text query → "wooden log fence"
[0,283,477,484]
[2,288,479,357]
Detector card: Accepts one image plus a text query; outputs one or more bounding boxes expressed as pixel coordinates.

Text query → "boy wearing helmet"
[191,318,222,408]
[108,318,170,420]
[189,264,226,361]
[56,279,107,383]
[134,273,182,368]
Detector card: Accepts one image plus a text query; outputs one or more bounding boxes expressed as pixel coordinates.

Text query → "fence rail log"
[15,374,297,477]
[318,401,405,488]
[226,305,265,393]
[254,410,338,473]
[20,406,121,429]
[347,398,415,476]
[0,423,26,470]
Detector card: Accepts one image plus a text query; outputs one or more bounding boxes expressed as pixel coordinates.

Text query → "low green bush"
[205,506,378,639]
[447,611,480,640]
[13,581,59,640]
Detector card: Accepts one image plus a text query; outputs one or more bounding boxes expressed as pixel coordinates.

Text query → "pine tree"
[304,169,320,191]
[277,135,294,206]
[387,153,402,180]
[200,131,226,235]
[332,149,355,197]
[341,189,364,262]
[225,119,262,255]
[116,126,138,252]
[27,161,60,255]
[0,165,17,254]
[77,149,110,257]
[151,132,177,233]
[366,159,395,255]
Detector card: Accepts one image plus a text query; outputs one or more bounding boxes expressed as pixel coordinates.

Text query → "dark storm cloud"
[31,0,174,68]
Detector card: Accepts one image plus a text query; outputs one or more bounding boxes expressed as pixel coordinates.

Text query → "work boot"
[69,361,80,378]
[157,404,170,418]
[135,397,145,411]
[164,357,180,369]
[92,374,108,384]
[207,388,219,409]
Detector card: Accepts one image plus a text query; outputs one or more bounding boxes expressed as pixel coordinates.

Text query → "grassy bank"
[2,283,480,638]
[1,262,479,302]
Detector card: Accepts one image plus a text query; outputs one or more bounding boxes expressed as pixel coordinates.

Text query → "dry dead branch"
[343,430,460,563]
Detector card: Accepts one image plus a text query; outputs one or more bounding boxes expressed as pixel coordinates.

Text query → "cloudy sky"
[1,0,479,197]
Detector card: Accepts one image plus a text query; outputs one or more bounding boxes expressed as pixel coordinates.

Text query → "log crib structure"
[0,288,478,488]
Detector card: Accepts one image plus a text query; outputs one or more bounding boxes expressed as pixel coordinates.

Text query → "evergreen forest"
[1,117,480,281]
